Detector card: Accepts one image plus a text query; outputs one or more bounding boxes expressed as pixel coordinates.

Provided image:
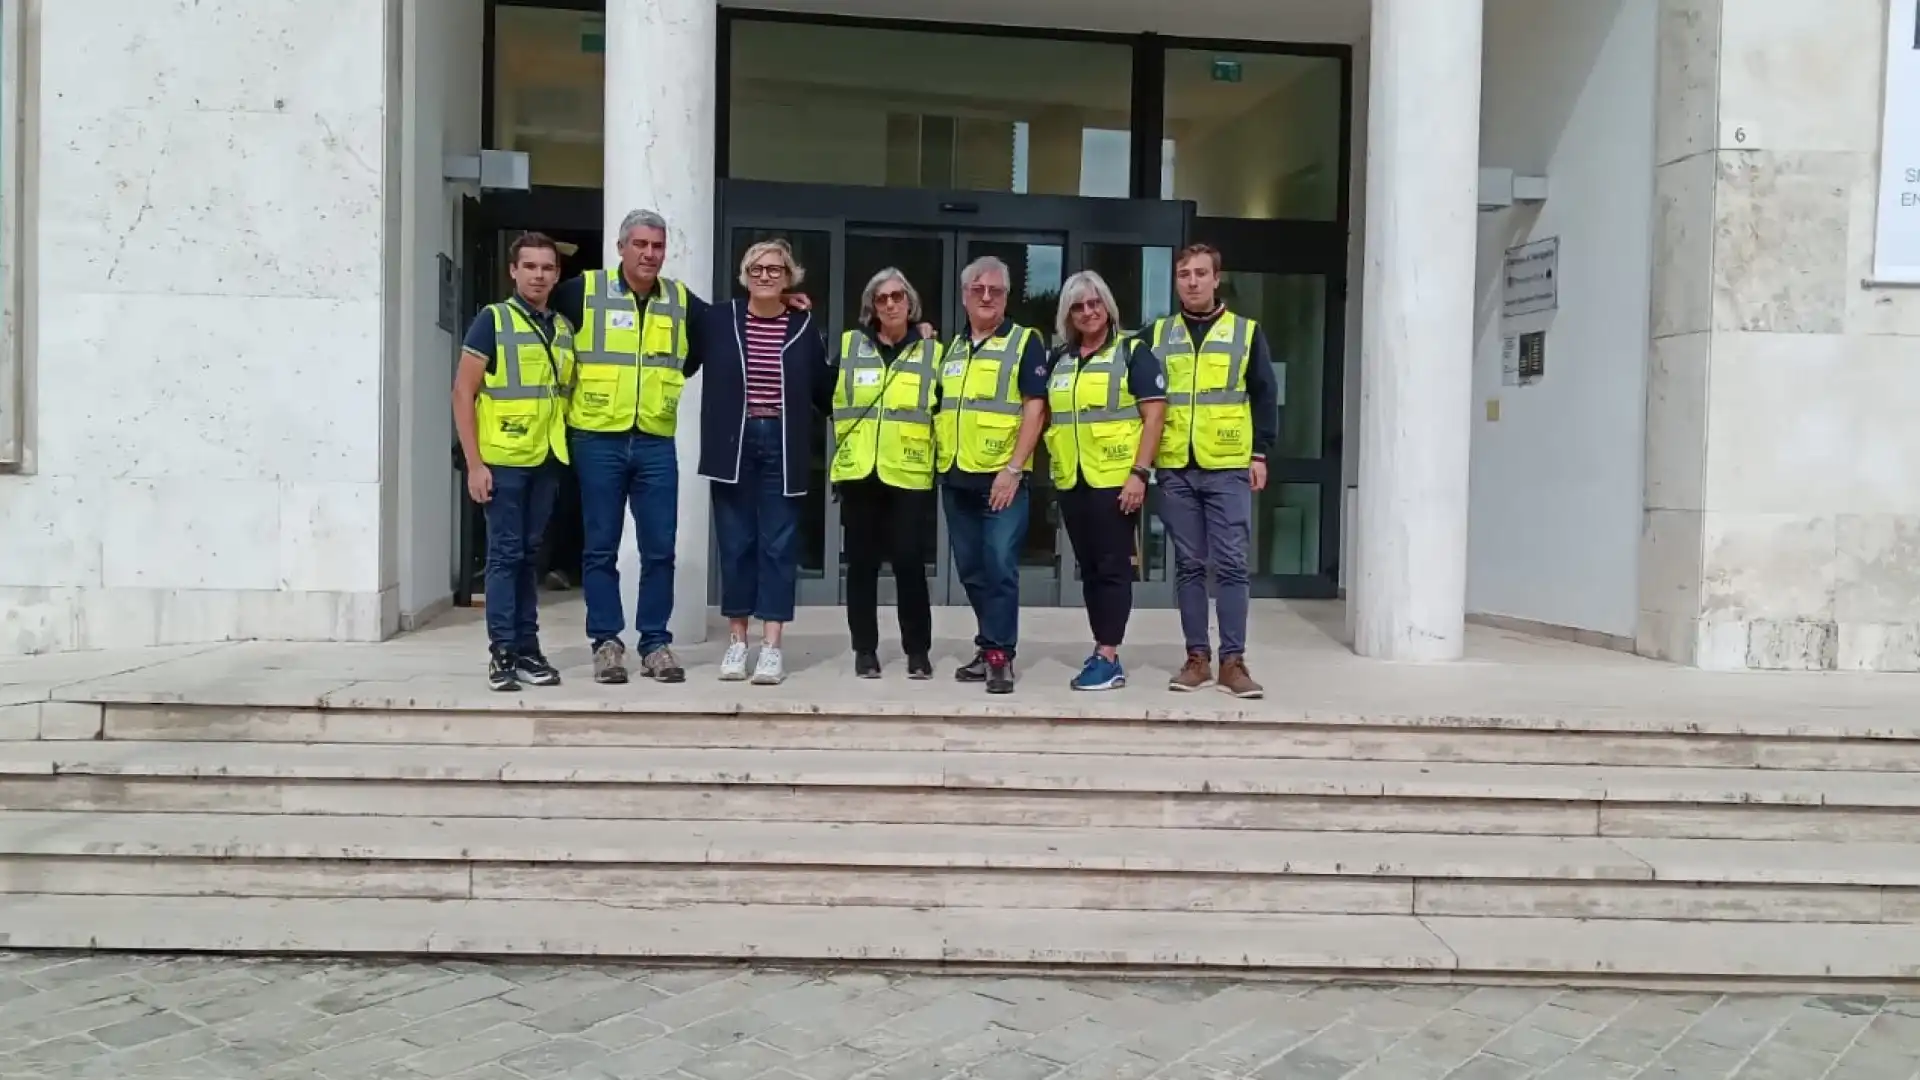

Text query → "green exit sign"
[581,15,605,54]
[1210,58,1242,83]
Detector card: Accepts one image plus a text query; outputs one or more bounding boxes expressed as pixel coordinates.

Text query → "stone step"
[0,812,1911,924]
[8,772,1913,842]
[89,703,1920,773]
[4,894,1919,981]
[3,811,1917,886]
[2,741,1913,806]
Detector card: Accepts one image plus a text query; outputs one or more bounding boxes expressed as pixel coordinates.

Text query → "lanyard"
[506,297,562,384]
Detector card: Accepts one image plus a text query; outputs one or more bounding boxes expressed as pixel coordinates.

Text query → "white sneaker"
[751,645,786,685]
[719,638,749,681]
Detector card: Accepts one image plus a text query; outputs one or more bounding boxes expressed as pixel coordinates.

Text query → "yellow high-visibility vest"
[830,331,940,490]
[1044,338,1142,490]
[1149,311,1258,469]
[477,300,573,468]
[934,324,1039,475]
[567,269,690,436]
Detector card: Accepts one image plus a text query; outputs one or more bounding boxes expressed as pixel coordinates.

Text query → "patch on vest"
[942,361,965,379]
[609,312,637,331]
[498,418,531,437]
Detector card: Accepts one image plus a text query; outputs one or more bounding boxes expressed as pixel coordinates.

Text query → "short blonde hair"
[737,238,806,290]
[1056,270,1123,347]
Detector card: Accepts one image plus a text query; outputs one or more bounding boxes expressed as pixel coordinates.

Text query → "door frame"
[719,180,1192,609]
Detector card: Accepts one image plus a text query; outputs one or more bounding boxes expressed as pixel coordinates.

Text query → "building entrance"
[720,180,1190,609]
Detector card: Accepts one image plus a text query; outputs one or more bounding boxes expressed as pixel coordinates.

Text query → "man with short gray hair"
[933,255,1051,694]
[551,210,704,685]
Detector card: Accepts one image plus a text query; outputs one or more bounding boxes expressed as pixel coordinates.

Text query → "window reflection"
[728,21,1133,197]
[493,6,605,188]
[1163,51,1342,220]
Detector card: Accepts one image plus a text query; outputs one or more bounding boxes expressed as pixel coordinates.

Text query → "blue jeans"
[570,429,678,654]
[713,418,800,623]
[483,461,560,653]
[942,481,1028,656]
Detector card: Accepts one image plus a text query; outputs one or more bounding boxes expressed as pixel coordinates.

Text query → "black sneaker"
[906,653,933,680]
[516,650,562,687]
[955,650,988,682]
[488,648,521,693]
[855,650,881,679]
[985,649,1015,695]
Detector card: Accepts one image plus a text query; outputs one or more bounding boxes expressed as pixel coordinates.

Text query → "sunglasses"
[966,284,1008,300]
[874,289,909,306]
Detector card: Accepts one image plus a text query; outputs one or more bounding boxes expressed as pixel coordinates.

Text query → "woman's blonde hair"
[1055,270,1123,347]
[737,238,806,290]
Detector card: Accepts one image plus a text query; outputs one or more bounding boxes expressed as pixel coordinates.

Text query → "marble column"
[604,0,718,646]
[1352,0,1483,661]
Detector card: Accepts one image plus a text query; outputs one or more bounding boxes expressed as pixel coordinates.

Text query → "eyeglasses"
[966,284,1008,300]
[745,263,788,281]
[874,289,909,307]
[1069,299,1103,315]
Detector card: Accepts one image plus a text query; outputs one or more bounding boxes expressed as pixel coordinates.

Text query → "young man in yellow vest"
[453,232,574,692]
[1147,244,1282,699]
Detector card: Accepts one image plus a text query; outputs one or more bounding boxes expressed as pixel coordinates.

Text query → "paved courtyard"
[0,955,1915,1080]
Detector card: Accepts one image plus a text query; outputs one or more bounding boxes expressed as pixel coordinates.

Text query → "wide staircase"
[1,693,1917,986]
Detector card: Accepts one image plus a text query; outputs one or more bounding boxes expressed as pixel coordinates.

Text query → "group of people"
[453,209,1279,698]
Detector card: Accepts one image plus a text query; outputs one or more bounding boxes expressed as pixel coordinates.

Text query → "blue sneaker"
[1071,653,1126,691]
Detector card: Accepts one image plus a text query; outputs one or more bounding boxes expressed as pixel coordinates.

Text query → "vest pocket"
[637,367,686,435]
[962,410,1020,471]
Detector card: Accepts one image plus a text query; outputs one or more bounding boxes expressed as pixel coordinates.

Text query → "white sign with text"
[1873,0,1920,283]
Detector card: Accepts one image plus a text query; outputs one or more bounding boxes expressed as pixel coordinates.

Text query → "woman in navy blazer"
[694,238,834,685]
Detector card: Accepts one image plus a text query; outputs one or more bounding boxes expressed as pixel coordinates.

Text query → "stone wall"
[0,0,400,653]
[1641,0,1920,670]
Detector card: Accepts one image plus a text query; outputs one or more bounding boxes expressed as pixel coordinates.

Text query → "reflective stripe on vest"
[1151,311,1256,470]
[1044,338,1141,490]
[567,270,690,436]
[830,332,939,489]
[934,325,1034,474]
[477,301,573,468]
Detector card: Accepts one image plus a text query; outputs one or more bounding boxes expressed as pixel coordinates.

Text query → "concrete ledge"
[4,742,1913,807]
[5,895,1920,981]
[89,705,1920,775]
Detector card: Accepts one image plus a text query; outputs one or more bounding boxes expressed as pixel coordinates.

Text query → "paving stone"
[0,954,1917,1079]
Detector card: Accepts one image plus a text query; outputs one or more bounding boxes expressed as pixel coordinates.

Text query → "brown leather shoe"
[1167,651,1213,692]
[1218,655,1264,699]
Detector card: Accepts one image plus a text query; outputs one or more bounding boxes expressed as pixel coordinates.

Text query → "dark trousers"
[482,460,561,653]
[539,468,583,582]
[571,429,678,654]
[840,478,934,655]
[713,418,801,623]
[942,481,1028,656]
[1059,482,1137,649]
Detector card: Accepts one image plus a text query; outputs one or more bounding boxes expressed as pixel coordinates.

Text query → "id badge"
[608,311,637,331]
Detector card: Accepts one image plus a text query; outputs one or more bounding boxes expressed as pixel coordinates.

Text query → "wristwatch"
[1129,466,1152,482]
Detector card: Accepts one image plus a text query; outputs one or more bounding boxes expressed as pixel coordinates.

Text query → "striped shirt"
[744,313,787,415]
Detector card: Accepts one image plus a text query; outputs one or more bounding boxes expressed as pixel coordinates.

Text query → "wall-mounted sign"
[580,15,605,55]
[1210,59,1242,83]
[1501,238,1557,387]
[1501,237,1558,321]
[1872,0,1920,282]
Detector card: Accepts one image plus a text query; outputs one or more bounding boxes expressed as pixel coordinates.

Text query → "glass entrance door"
[719,181,1190,609]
